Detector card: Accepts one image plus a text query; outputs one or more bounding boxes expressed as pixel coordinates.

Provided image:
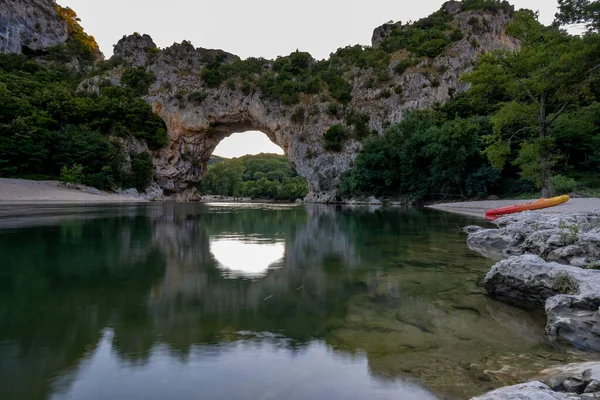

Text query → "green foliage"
[464,9,600,195]
[52,5,101,66]
[120,67,156,95]
[550,175,578,195]
[342,111,494,200]
[460,0,514,14]
[0,53,168,190]
[59,164,84,184]
[345,110,373,140]
[554,272,580,294]
[130,153,154,192]
[200,153,307,200]
[379,9,454,57]
[556,0,600,32]
[393,59,414,75]
[324,124,349,152]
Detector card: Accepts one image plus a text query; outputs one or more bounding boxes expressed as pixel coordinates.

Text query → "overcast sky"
[60,0,565,157]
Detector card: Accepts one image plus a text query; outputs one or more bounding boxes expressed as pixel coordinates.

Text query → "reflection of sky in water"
[50,329,437,400]
[211,235,285,279]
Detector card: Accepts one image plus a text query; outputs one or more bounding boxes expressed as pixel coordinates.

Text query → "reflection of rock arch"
[145,204,359,343]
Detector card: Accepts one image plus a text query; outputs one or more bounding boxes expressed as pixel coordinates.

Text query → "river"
[0,203,590,399]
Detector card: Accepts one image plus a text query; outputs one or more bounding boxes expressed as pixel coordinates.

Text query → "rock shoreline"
[464,211,600,399]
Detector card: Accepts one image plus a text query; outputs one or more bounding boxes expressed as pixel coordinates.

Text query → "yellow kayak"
[485,195,570,216]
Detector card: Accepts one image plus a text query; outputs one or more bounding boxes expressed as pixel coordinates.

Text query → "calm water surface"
[0,203,590,399]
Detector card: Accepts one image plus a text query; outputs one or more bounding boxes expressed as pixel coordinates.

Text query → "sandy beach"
[0,178,147,203]
[428,198,600,218]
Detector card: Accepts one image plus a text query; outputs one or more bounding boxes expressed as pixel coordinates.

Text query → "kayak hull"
[485,195,570,216]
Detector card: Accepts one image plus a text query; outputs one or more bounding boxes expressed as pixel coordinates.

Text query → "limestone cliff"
[97,2,517,201]
[0,0,102,61]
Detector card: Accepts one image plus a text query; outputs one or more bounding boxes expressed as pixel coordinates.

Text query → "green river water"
[0,203,591,399]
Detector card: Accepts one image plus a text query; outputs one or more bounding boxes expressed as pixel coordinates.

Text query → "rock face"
[485,254,600,350]
[0,0,69,54]
[99,6,518,201]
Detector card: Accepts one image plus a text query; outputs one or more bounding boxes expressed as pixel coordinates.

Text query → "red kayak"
[485,195,570,217]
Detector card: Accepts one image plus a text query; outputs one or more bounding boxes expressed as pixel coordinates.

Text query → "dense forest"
[1,0,599,201]
[201,154,308,201]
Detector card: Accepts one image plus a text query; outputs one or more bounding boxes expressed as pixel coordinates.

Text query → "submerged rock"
[485,254,600,350]
[472,362,600,399]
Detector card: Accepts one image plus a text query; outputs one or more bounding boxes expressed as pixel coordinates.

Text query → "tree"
[556,0,600,32]
[464,10,599,196]
[201,159,245,196]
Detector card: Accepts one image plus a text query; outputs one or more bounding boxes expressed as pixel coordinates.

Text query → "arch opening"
[213,131,284,159]
[200,131,308,202]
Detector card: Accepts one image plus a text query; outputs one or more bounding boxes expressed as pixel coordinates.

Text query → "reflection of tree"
[0,203,364,400]
[146,204,359,347]
[0,212,165,400]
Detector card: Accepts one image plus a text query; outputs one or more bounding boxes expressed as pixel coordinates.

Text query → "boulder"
[467,212,600,267]
[485,255,600,350]
[470,381,572,399]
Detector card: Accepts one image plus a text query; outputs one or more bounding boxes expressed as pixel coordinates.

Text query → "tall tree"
[465,10,598,196]
[556,0,600,32]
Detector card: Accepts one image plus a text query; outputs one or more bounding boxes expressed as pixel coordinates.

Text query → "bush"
[324,124,349,152]
[187,91,208,104]
[130,153,154,192]
[120,67,156,95]
[554,272,580,294]
[394,59,415,76]
[60,164,84,184]
[550,175,578,195]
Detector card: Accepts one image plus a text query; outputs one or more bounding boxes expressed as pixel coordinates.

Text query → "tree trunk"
[541,182,550,198]
[539,96,550,198]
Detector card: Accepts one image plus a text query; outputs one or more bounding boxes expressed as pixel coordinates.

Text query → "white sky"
[60,0,564,158]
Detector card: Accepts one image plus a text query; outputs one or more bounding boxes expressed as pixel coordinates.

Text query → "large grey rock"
[0,0,68,54]
[87,6,518,202]
[485,255,600,350]
[467,212,600,266]
[471,381,573,400]
[0,0,102,62]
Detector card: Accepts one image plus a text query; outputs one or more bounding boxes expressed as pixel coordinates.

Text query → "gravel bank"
[427,198,600,218]
[0,178,147,203]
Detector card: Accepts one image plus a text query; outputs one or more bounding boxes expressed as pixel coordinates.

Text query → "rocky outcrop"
[94,5,518,201]
[485,254,600,350]
[464,212,600,349]
[467,212,600,266]
[0,0,102,62]
[472,362,600,399]
[0,0,68,54]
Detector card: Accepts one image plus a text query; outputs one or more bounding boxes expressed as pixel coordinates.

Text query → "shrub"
[324,124,349,152]
[327,103,342,118]
[187,91,208,104]
[130,152,154,192]
[120,67,156,95]
[394,59,413,75]
[554,273,580,294]
[550,175,577,195]
[60,164,84,184]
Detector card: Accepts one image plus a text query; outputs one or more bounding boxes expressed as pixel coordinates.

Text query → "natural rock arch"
[97,4,517,202]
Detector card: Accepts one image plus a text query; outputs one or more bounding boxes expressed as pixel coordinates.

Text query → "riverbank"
[462,211,600,399]
[428,198,600,218]
[0,178,148,203]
